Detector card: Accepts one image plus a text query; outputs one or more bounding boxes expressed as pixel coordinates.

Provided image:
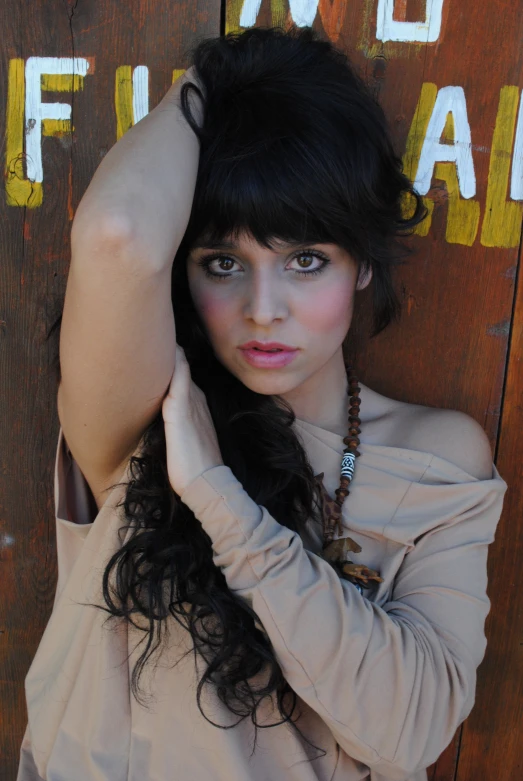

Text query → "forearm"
[72,68,204,270]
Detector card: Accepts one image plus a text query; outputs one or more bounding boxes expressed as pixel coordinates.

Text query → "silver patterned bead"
[340,451,356,480]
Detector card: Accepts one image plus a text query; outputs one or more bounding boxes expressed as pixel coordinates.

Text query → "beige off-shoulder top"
[17,417,508,781]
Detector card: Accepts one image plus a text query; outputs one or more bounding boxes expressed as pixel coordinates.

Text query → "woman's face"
[186,231,372,397]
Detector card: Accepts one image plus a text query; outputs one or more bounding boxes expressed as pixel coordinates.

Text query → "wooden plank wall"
[1,1,521,778]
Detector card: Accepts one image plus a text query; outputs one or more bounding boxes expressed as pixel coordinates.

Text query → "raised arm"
[58,67,204,508]
[70,65,204,270]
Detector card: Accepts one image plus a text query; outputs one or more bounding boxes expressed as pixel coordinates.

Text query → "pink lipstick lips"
[238,341,299,369]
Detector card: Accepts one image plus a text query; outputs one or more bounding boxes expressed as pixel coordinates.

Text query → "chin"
[236,368,302,397]
[214,350,305,396]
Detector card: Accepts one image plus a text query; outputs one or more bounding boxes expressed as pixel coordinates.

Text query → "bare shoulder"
[397,402,494,480]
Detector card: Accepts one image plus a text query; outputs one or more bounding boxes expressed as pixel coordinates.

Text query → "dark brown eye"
[296,254,315,268]
[196,255,239,280]
[288,250,331,277]
[219,258,234,271]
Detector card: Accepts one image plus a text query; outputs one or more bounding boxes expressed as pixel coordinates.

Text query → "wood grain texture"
[1,2,73,774]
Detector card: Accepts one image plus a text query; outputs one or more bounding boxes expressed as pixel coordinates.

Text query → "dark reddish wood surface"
[2,1,521,779]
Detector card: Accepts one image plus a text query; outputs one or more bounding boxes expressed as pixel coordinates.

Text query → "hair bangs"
[184,141,360,259]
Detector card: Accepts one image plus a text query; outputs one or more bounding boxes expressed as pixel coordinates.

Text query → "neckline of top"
[293,416,501,483]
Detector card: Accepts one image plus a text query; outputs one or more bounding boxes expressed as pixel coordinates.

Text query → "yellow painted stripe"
[5,58,41,207]
[480,85,523,248]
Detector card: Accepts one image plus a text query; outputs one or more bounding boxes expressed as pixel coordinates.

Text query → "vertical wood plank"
[455,237,523,781]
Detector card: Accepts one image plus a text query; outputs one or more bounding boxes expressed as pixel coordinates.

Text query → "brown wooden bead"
[349,427,361,435]
[349,407,360,416]
[346,439,359,448]
[340,477,350,488]
[349,397,361,406]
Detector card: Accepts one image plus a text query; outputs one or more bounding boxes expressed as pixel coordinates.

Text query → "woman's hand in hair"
[162,344,224,496]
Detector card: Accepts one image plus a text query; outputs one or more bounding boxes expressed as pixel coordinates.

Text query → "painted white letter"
[239,0,263,28]
[376,0,445,43]
[239,0,319,28]
[132,65,150,123]
[510,90,523,201]
[25,57,90,183]
[415,85,476,199]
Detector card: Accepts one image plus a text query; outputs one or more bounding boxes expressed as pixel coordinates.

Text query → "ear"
[356,265,373,291]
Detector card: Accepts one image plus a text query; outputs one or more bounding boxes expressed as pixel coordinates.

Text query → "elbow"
[384,656,477,778]
[71,209,136,248]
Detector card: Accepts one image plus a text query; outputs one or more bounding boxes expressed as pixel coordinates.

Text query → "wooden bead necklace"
[313,364,384,594]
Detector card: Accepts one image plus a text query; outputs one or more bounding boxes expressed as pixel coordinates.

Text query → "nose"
[243,268,288,325]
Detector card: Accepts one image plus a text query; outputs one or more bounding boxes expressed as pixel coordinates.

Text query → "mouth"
[238,341,298,352]
[238,344,299,369]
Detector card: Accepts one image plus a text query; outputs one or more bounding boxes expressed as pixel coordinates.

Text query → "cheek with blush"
[192,289,237,347]
[301,283,353,341]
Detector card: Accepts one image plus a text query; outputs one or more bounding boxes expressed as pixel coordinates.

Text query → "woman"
[18,25,507,781]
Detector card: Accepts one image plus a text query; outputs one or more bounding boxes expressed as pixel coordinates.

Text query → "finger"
[164,345,190,401]
[175,344,191,378]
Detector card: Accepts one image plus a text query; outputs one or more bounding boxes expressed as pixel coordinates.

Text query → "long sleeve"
[180,463,507,780]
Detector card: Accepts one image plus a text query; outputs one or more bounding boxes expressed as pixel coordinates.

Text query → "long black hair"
[48,25,427,760]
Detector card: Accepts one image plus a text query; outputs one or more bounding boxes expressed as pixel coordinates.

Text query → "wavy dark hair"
[48,25,427,760]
